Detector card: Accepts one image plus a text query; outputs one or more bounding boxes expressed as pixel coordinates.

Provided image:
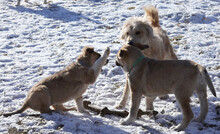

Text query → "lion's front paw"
[115,104,125,109]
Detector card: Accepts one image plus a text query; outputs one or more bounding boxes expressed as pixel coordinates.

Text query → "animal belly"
[143,86,173,97]
[50,83,89,104]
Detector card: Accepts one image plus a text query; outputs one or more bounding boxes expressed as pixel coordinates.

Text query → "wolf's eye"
[135,31,141,35]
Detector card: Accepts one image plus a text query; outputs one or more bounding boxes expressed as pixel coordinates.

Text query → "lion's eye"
[126,32,129,36]
[135,31,141,35]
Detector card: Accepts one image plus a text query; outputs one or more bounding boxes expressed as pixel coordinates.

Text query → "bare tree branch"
[83,100,158,118]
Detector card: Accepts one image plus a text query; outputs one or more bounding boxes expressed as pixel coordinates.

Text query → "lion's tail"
[2,101,29,117]
[144,6,160,27]
[200,67,217,97]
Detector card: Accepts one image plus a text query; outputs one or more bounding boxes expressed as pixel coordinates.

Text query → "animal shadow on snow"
[168,12,218,24]
[149,96,219,132]
[128,122,164,134]
[8,3,102,23]
[88,0,123,2]
[189,13,218,24]
[39,112,129,134]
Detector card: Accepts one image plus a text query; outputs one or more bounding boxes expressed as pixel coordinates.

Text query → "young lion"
[116,45,216,131]
[2,46,110,117]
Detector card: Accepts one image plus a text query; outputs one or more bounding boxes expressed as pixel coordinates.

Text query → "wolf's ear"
[119,49,127,57]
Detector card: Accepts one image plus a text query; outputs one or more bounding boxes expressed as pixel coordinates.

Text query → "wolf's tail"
[2,102,29,117]
[144,6,160,27]
[201,67,217,97]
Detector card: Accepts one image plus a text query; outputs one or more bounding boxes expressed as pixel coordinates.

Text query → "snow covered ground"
[0,0,219,133]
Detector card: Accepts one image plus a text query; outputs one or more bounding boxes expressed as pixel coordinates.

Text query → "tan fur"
[2,46,110,117]
[118,6,178,110]
[16,0,47,6]
[116,45,216,131]
[120,6,177,60]
[144,6,160,27]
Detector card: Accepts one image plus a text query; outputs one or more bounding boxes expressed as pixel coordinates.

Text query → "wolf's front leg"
[121,91,142,125]
[116,78,130,109]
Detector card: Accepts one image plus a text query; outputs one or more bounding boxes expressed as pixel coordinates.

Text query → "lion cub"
[3,46,110,116]
[116,45,216,131]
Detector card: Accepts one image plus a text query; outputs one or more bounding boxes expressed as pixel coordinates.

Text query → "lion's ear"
[120,25,127,40]
[120,30,126,40]
[120,34,125,40]
[86,47,94,53]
